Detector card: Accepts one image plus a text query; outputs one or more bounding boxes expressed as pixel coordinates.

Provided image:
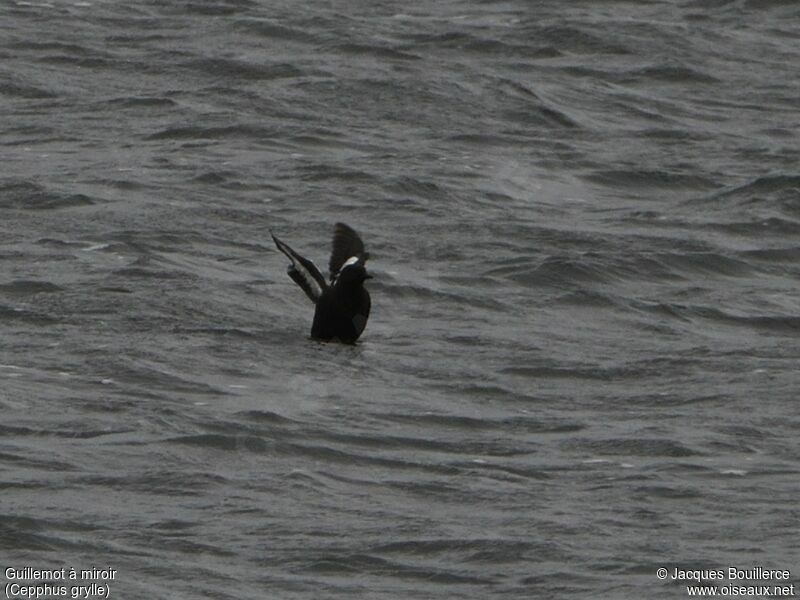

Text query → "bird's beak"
[364,274,373,280]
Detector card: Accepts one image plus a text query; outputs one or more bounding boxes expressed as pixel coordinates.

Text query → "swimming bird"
[272,223,371,343]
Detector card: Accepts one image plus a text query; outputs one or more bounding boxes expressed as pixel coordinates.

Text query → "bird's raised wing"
[328,223,369,281]
[272,232,327,304]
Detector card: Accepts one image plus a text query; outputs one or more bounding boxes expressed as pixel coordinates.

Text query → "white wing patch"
[333,256,361,284]
[287,262,324,302]
[341,256,360,269]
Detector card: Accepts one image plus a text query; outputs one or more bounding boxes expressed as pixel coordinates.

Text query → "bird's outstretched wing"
[328,223,369,281]
[272,232,327,304]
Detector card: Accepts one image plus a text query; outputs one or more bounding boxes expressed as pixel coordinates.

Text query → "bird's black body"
[272,223,371,344]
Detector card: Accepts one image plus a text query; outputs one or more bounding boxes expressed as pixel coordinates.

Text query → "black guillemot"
[272,223,371,344]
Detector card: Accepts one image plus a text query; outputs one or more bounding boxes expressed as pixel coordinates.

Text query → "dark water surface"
[2,1,799,598]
